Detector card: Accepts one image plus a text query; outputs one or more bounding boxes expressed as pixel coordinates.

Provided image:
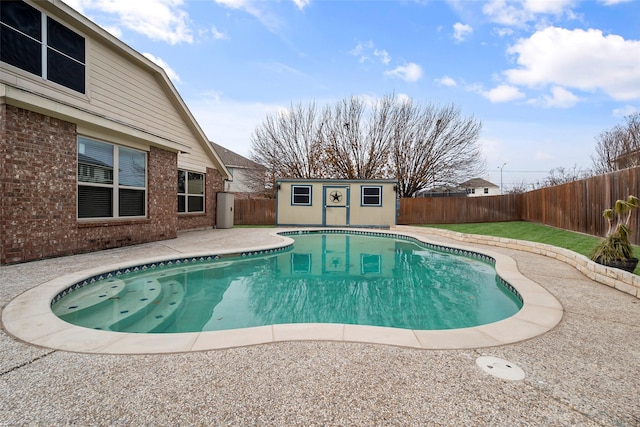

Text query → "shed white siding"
[276,179,397,228]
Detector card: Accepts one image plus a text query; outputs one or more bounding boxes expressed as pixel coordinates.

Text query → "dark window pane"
[187,196,204,212]
[0,26,42,75]
[47,48,85,93]
[364,187,379,196]
[119,189,145,216]
[293,195,309,204]
[47,17,84,62]
[0,1,41,39]
[363,196,380,205]
[178,195,186,213]
[177,170,185,193]
[78,185,113,218]
[118,147,145,187]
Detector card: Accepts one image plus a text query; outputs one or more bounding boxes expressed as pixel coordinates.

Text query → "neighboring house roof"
[459,178,499,188]
[77,153,111,168]
[210,142,265,170]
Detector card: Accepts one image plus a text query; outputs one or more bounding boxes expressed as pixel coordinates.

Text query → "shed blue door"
[323,186,349,226]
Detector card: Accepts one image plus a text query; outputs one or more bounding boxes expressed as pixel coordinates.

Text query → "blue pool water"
[52,232,522,333]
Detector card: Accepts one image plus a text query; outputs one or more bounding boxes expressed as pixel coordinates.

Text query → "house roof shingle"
[459,178,499,188]
[210,142,265,170]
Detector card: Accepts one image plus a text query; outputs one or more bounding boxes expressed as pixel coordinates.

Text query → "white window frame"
[361,186,382,207]
[291,185,312,206]
[178,170,205,213]
[77,137,147,219]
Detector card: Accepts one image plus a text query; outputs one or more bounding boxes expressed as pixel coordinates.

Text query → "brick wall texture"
[177,167,225,231]
[1,104,220,264]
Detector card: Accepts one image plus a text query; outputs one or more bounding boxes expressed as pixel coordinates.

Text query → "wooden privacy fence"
[233,167,640,244]
[519,167,640,244]
[233,198,276,226]
[398,195,520,224]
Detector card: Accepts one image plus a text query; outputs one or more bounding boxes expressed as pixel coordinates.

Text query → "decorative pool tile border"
[52,229,522,307]
[51,244,293,306]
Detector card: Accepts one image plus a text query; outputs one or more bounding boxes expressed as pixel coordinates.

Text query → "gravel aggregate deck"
[1,227,639,426]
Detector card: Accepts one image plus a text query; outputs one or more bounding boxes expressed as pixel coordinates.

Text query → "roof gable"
[460,178,499,188]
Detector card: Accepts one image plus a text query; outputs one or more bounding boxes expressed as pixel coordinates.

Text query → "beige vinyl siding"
[88,43,192,147]
[87,42,216,173]
[276,180,397,227]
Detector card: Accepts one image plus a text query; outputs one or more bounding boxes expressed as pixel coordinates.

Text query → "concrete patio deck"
[1,227,639,425]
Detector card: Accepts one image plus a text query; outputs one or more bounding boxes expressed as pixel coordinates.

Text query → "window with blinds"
[77,137,146,219]
[177,170,204,213]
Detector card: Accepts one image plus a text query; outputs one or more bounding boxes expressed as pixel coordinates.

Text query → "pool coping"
[1,228,563,354]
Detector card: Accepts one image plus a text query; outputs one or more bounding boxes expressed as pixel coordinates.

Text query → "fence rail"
[233,167,640,244]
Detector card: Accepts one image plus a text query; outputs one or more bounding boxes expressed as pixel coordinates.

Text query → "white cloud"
[494,27,514,37]
[349,41,372,63]
[599,0,633,4]
[479,84,526,103]
[70,0,193,45]
[292,0,311,10]
[505,27,640,101]
[435,76,457,87]
[482,0,575,27]
[612,105,640,117]
[142,53,181,83]
[101,25,123,39]
[374,49,391,65]
[539,86,580,108]
[214,0,305,32]
[210,26,228,40]
[396,93,412,104]
[384,63,423,83]
[349,41,391,65]
[453,22,473,42]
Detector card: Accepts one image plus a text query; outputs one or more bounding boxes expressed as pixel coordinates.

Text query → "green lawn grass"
[421,221,640,275]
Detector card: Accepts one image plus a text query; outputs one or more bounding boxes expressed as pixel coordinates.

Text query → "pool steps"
[53,278,185,333]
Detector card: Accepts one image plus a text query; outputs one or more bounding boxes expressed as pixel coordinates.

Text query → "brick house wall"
[1,105,79,264]
[177,167,225,230]
[1,104,219,264]
[75,146,179,254]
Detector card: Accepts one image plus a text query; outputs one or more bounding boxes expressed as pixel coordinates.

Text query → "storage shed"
[276,179,398,228]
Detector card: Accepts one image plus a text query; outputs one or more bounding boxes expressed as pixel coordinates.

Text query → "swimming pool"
[51,231,522,333]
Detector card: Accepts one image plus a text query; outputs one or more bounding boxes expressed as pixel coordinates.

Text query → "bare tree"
[250,95,485,197]
[391,101,484,197]
[504,180,533,194]
[322,95,394,179]
[534,165,591,188]
[592,113,640,174]
[250,102,327,189]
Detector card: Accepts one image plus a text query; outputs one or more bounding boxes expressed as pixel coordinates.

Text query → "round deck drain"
[476,356,525,381]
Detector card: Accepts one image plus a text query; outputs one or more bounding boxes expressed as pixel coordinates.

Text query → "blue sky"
[64,0,640,189]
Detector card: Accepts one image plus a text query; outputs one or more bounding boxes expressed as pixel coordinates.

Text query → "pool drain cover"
[476,356,525,381]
